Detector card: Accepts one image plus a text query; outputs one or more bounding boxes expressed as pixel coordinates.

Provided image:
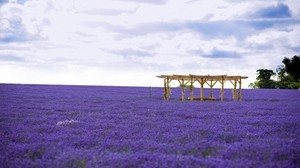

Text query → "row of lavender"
[1,84,300,167]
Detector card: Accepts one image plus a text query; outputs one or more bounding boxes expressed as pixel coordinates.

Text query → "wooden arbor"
[156,74,248,101]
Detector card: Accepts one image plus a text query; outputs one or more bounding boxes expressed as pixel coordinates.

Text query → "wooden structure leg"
[233,79,237,101]
[167,78,171,100]
[179,79,185,101]
[163,78,167,100]
[220,78,225,101]
[200,78,204,101]
[190,80,194,101]
[238,78,242,101]
[163,77,172,100]
[210,81,213,98]
[206,80,217,98]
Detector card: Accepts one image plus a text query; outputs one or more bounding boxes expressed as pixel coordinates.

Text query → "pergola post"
[220,77,225,102]
[167,77,171,100]
[233,79,237,101]
[163,78,167,100]
[238,78,242,101]
[209,80,213,98]
[179,79,185,101]
[200,78,204,101]
[189,79,194,101]
[163,77,172,100]
[205,80,217,99]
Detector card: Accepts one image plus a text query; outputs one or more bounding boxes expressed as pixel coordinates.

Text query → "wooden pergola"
[156,74,248,101]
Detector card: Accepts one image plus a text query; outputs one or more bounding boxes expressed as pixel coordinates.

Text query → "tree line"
[249,55,300,89]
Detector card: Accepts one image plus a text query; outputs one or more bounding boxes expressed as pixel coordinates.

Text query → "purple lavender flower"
[0,84,299,167]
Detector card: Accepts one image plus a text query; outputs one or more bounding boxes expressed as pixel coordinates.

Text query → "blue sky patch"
[0,0,26,5]
[255,3,291,18]
[17,0,27,5]
[0,0,8,5]
[202,48,241,59]
[0,55,26,62]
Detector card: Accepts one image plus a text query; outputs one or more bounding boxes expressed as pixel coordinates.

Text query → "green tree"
[250,69,276,89]
[276,65,290,89]
[250,55,300,89]
[282,55,300,81]
[257,69,275,81]
[256,69,276,89]
[277,55,300,89]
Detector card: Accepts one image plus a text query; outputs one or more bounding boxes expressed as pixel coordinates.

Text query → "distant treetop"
[250,55,300,89]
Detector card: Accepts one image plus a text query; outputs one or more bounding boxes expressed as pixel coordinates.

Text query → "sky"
[0,0,300,87]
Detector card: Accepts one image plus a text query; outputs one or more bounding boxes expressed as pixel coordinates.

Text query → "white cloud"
[0,0,299,87]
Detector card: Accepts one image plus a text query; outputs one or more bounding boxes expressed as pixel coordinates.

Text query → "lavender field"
[0,84,299,168]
